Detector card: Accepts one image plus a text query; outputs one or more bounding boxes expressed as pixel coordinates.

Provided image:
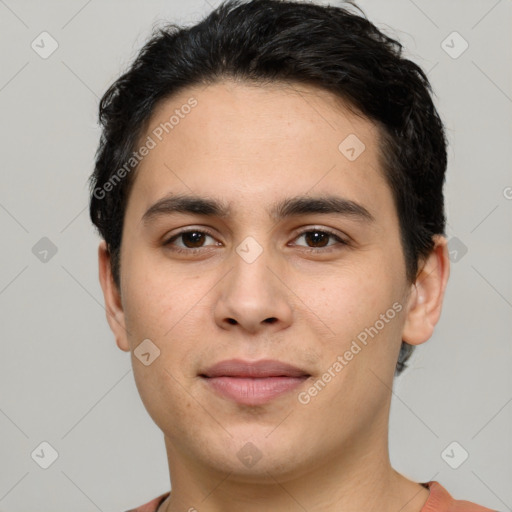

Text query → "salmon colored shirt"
[124,481,496,512]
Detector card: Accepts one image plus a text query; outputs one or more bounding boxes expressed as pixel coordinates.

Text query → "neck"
[160,417,429,512]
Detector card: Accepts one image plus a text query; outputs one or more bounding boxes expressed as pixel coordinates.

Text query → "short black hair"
[89,0,447,374]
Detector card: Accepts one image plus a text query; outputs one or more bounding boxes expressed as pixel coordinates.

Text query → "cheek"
[297,257,406,374]
[300,264,397,332]
[121,250,204,340]
[131,356,199,441]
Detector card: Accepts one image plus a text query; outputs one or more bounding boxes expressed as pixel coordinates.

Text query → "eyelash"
[163,227,348,254]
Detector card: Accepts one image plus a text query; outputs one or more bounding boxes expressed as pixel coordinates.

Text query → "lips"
[201,359,309,378]
[200,359,310,405]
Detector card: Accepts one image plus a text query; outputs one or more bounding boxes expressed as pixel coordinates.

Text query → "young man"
[89,1,494,510]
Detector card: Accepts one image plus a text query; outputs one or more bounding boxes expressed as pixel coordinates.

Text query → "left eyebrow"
[269,195,374,223]
[141,193,374,225]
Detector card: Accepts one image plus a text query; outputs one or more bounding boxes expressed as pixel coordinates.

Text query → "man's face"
[110,80,413,479]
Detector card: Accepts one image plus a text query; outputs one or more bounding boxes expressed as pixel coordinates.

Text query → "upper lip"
[200,359,310,378]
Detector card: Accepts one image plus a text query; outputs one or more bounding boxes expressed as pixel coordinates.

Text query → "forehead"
[127,79,392,222]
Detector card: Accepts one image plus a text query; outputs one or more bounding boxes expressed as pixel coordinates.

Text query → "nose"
[214,243,293,335]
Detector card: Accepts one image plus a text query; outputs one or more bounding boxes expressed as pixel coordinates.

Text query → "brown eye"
[180,231,207,248]
[303,231,330,247]
[294,229,346,250]
[164,230,218,251]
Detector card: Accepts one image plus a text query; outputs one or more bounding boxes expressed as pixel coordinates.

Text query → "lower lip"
[202,376,309,405]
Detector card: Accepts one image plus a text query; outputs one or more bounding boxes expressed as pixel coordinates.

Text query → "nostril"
[227,318,237,325]
[264,317,277,324]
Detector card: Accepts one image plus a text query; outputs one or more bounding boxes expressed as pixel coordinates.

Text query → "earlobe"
[97,241,130,352]
[402,235,450,346]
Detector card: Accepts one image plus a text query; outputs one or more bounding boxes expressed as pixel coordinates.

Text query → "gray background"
[0,0,511,511]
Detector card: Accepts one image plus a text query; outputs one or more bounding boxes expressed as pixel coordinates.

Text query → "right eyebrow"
[141,194,231,225]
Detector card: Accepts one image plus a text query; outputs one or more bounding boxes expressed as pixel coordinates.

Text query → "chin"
[191,427,311,482]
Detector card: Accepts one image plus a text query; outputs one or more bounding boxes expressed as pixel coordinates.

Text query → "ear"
[402,235,450,345]
[98,240,130,352]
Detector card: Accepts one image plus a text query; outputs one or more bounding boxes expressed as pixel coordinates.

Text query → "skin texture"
[98,80,450,512]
